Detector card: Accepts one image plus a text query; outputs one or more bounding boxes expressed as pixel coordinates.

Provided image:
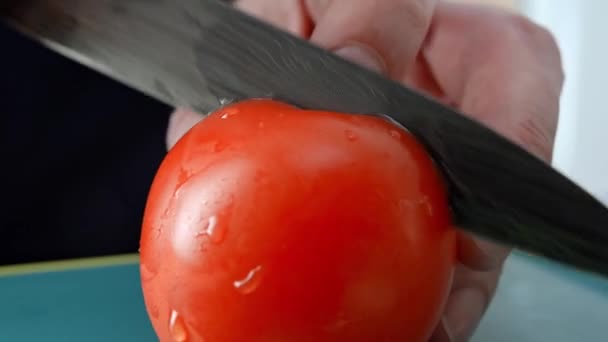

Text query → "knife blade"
[2,0,608,278]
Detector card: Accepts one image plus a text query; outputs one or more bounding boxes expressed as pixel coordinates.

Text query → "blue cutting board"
[0,255,156,342]
[1,252,607,341]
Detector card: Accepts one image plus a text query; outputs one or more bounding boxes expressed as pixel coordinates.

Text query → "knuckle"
[500,17,562,161]
[484,14,563,162]
[499,14,565,80]
[488,13,555,50]
[398,0,434,31]
[357,0,431,27]
[514,116,557,162]
[509,12,555,44]
[354,0,433,31]
[514,16,563,65]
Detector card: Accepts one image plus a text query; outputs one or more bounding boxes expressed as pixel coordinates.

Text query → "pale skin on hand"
[166,1,564,341]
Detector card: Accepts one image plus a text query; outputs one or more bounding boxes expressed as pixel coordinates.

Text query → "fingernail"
[333,43,386,74]
[442,317,455,342]
[457,233,503,271]
[444,288,486,342]
[429,317,454,342]
[166,108,205,150]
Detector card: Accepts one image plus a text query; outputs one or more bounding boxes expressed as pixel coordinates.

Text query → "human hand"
[165,1,564,341]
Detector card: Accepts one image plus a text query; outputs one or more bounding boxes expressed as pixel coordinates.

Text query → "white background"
[521,0,608,202]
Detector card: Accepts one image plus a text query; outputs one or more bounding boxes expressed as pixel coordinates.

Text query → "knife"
[2,0,608,278]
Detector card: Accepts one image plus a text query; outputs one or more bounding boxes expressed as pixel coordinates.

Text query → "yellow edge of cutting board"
[0,253,140,278]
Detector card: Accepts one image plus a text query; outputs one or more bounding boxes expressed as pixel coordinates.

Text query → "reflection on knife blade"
[2,0,608,278]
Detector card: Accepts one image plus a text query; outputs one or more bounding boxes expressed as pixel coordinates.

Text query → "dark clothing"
[0,25,171,265]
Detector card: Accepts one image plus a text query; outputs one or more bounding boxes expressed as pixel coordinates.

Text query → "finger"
[234,0,313,37]
[448,231,510,340]
[166,109,205,150]
[412,3,564,161]
[428,317,454,342]
[444,287,486,342]
[444,264,504,342]
[456,232,510,271]
[306,0,438,78]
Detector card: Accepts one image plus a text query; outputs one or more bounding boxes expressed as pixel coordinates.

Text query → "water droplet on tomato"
[206,215,218,235]
[212,141,228,152]
[219,106,238,119]
[195,215,226,244]
[169,310,188,342]
[175,188,185,200]
[153,223,163,240]
[149,303,160,319]
[345,130,358,141]
[258,121,265,128]
[420,195,433,216]
[390,130,401,139]
[233,265,263,294]
[140,262,158,282]
[178,167,192,185]
[210,217,227,244]
[161,207,171,220]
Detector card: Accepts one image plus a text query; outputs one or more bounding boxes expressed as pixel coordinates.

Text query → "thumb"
[165,109,205,150]
[306,0,438,79]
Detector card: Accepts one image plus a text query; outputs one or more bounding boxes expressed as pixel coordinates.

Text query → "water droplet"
[195,215,226,244]
[149,303,160,319]
[153,223,164,240]
[140,262,158,282]
[420,196,433,216]
[169,310,188,342]
[219,106,238,119]
[390,130,401,139]
[161,207,171,220]
[258,121,265,128]
[178,167,192,185]
[220,111,235,119]
[233,265,263,294]
[345,130,358,141]
[175,188,186,200]
[212,140,229,152]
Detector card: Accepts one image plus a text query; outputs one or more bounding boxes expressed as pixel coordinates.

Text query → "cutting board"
[1,252,607,341]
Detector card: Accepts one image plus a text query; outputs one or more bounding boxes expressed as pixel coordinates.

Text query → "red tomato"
[140,99,457,342]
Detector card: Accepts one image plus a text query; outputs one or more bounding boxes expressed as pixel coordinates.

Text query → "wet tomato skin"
[140,99,457,342]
